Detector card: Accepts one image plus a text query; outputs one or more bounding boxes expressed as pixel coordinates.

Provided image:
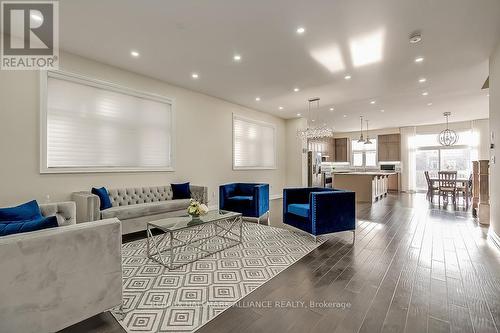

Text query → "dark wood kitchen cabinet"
[378,134,400,162]
[334,138,349,162]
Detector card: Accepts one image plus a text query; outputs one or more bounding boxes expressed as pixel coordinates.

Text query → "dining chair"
[457,173,472,209]
[438,171,457,207]
[424,171,438,203]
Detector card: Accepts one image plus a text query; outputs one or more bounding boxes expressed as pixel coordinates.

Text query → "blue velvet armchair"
[219,183,270,222]
[283,187,356,240]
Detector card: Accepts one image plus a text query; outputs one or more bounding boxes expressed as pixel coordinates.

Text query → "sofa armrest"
[39,201,76,226]
[72,191,100,223]
[190,185,208,204]
[0,218,122,333]
[310,191,356,234]
[253,184,269,216]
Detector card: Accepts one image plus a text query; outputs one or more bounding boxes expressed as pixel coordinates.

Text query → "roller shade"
[233,115,276,169]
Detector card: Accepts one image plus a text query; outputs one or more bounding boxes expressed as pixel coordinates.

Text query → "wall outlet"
[212,191,216,199]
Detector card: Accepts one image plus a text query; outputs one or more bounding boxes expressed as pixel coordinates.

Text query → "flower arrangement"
[187,199,209,217]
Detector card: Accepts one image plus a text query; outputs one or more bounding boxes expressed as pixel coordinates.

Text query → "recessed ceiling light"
[191,73,199,79]
[279,106,284,110]
[370,100,376,104]
[419,78,427,83]
[293,87,300,92]
[409,31,422,44]
[31,13,43,22]
[130,50,140,57]
[296,27,305,34]
[344,75,352,80]
[311,119,315,122]
[255,97,261,101]
[297,113,301,117]
[422,92,429,96]
[329,107,334,111]
[415,56,424,63]
[427,102,433,106]
[380,109,385,113]
[233,54,241,62]
[343,114,347,118]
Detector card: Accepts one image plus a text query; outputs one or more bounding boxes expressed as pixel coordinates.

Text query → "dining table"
[429,177,471,208]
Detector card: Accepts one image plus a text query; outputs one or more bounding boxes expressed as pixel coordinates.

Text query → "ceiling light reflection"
[349,29,385,67]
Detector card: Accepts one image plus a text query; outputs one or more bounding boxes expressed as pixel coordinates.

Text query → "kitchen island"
[333,172,396,203]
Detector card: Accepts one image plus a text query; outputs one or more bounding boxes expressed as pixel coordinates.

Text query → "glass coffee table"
[146,210,243,269]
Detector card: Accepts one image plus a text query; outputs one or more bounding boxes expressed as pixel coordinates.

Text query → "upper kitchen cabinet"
[334,138,350,162]
[308,138,335,162]
[378,134,401,162]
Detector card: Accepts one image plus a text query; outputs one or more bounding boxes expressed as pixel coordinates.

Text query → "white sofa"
[72,185,208,234]
[0,202,122,333]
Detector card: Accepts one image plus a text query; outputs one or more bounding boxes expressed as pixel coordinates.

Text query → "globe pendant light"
[297,97,334,140]
[439,112,458,146]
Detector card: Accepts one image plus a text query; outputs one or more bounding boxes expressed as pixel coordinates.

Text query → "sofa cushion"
[171,182,191,200]
[0,200,42,222]
[288,203,310,218]
[227,196,253,201]
[0,215,58,236]
[101,199,191,220]
[92,187,112,210]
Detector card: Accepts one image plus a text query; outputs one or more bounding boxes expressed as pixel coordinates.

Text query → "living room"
[1,1,500,333]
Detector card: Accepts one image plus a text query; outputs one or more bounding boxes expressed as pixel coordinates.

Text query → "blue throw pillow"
[171,182,191,200]
[91,187,112,210]
[0,200,42,222]
[0,215,58,236]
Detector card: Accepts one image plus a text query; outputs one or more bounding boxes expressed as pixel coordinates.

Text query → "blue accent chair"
[219,183,270,223]
[283,187,356,241]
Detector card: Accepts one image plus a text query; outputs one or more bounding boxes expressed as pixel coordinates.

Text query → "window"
[414,131,473,190]
[41,71,174,173]
[233,114,276,169]
[351,138,377,167]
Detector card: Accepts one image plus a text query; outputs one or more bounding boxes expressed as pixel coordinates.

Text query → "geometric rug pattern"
[110,222,325,332]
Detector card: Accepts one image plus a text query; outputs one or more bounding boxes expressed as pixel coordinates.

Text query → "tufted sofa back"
[108,186,174,207]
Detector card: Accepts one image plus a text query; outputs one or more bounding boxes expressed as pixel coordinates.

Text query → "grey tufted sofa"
[72,185,208,235]
[0,202,122,333]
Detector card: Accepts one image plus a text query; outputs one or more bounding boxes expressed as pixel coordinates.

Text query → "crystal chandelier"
[438,112,458,146]
[297,97,334,140]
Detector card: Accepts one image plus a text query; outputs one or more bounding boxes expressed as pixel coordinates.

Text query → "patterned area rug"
[111,222,324,332]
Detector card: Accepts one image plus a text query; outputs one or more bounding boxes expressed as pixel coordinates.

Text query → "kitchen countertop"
[333,171,397,176]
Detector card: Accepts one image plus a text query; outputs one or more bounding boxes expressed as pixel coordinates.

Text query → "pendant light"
[364,119,372,145]
[297,98,334,140]
[357,116,365,143]
[438,112,458,146]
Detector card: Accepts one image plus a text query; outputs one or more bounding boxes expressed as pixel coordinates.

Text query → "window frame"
[232,113,277,170]
[39,70,176,174]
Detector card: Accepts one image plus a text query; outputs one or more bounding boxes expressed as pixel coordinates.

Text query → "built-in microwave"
[380,164,396,171]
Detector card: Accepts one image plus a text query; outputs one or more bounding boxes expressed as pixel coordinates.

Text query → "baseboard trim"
[489,228,500,251]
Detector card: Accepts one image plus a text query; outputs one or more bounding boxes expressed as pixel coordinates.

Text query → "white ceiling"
[58,0,500,131]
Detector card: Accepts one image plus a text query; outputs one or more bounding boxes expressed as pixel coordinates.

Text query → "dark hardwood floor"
[60,194,500,333]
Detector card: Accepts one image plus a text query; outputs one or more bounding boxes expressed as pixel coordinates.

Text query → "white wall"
[0,52,286,206]
[490,41,500,239]
[285,118,307,187]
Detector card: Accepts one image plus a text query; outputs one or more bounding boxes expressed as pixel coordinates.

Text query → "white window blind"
[42,71,173,172]
[233,115,276,169]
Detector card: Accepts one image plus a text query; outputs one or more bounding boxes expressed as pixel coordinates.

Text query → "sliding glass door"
[415,146,471,191]
[415,149,439,190]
